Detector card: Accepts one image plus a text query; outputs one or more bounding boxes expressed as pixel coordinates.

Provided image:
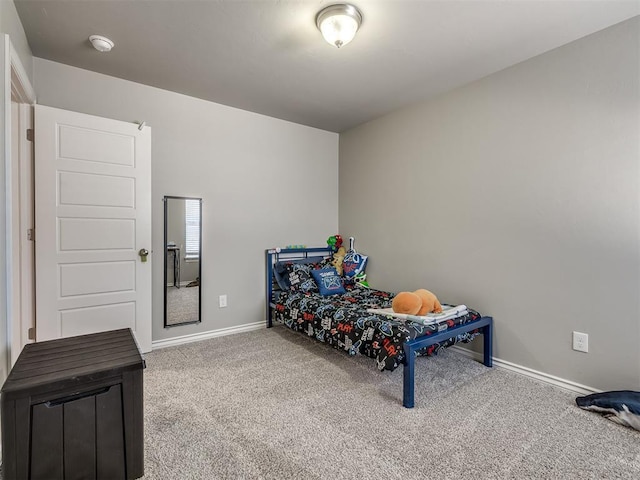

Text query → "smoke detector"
[89,35,114,53]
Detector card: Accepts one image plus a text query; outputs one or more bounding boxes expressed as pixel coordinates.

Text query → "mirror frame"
[163,195,202,328]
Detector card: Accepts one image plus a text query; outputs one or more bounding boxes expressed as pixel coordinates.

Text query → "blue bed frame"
[265,247,493,408]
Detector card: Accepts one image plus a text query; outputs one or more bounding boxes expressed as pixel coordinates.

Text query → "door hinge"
[26,128,34,142]
[28,327,36,340]
[27,228,34,241]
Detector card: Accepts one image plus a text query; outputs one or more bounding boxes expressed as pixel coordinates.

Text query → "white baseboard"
[450,346,600,396]
[165,281,193,287]
[152,321,264,350]
[151,324,599,397]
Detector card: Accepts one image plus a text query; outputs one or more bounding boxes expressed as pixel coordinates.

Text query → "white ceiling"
[14,1,640,132]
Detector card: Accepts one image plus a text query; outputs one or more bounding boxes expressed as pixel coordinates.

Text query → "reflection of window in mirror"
[185,199,200,261]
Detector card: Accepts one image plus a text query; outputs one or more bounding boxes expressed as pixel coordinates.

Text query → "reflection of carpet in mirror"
[166,286,199,326]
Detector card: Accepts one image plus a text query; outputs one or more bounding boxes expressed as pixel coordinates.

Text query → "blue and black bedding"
[266,248,493,407]
[272,283,482,372]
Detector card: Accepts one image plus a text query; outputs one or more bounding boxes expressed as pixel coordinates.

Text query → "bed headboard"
[265,247,334,327]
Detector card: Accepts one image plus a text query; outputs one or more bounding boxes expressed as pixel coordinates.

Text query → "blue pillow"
[311,268,346,296]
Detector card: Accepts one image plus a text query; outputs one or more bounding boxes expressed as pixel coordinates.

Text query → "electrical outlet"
[219,295,227,308]
[572,331,588,353]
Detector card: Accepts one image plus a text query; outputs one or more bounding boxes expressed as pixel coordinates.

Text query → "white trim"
[9,43,35,104]
[149,320,601,396]
[152,321,264,350]
[2,35,12,377]
[0,35,7,468]
[16,103,34,362]
[451,346,600,396]
[3,36,35,372]
[166,281,195,287]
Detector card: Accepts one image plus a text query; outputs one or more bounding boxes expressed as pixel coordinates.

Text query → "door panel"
[58,218,135,251]
[60,302,136,337]
[59,172,135,208]
[59,261,135,297]
[58,124,135,166]
[35,105,151,352]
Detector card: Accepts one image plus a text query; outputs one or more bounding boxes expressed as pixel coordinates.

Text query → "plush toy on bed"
[331,246,347,275]
[392,289,443,315]
[392,292,422,315]
[413,289,443,315]
[354,272,369,288]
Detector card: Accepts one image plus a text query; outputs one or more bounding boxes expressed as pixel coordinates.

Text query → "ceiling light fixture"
[89,35,114,53]
[316,4,362,48]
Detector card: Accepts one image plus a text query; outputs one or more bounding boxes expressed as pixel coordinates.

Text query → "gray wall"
[0,0,33,83]
[34,58,338,342]
[339,18,640,391]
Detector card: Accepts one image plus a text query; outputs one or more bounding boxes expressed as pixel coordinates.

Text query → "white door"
[35,105,152,352]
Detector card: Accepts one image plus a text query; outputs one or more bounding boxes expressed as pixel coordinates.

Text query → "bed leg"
[266,249,273,328]
[266,303,273,328]
[483,319,493,367]
[403,344,415,408]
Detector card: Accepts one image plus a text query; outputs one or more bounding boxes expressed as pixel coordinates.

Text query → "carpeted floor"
[166,285,199,326]
[142,327,640,479]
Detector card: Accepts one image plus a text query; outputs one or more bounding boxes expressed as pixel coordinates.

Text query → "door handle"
[139,248,149,262]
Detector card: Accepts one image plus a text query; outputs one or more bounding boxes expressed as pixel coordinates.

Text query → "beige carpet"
[166,285,199,326]
[142,327,640,479]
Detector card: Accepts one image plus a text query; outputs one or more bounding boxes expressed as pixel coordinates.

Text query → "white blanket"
[367,304,468,325]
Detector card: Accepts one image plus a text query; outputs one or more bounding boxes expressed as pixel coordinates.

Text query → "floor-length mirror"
[164,196,202,327]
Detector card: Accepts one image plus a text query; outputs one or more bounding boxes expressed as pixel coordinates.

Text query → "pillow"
[273,256,324,290]
[285,263,318,293]
[342,251,368,283]
[311,268,346,296]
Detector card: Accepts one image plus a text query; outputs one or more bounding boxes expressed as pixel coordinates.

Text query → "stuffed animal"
[392,291,422,315]
[413,289,443,315]
[327,234,343,251]
[354,272,369,288]
[331,246,347,275]
[576,391,640,431]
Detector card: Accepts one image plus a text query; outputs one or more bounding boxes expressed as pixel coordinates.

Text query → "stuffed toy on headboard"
[331,246,347,275]
[342,237,368,283]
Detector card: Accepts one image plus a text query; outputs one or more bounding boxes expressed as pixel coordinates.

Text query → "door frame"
[2,35,36,374]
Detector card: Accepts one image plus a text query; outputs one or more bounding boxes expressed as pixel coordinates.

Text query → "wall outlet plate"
[219,295,227,308]
[572,331,588,353]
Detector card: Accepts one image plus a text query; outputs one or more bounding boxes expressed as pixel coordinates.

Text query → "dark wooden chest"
[1,328,145,479]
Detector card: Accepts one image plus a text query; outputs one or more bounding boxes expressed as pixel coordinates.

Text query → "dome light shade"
[89,35,114,53]
[316,4,362,48]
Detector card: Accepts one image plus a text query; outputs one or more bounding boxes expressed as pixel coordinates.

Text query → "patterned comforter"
[272,285,481,371]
